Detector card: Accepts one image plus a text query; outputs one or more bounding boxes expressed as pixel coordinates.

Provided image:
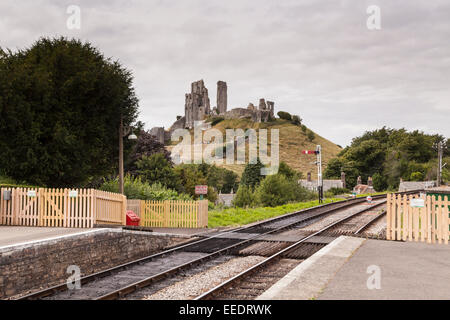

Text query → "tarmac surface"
[318,239,450,300]
[0,226,100,248]
[259,236,450,300]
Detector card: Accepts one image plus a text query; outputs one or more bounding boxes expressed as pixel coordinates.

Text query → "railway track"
[17,191,417,300]
[194,201,387,300]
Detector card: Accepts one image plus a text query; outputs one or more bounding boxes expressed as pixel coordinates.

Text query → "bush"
[100,175,191,201]
[277,111,292,121]
[240,158,265,188]
[292,115,302,126]
[326,187,350,196]
[278,162,301,181]
[307,130,315,142]
[301,125,307,133]
[372,173,388,191]
[410,171,424,181]
[136,153,180,190]
[210,117,225,126]
[233,185,256,208]
[255,174,315,207]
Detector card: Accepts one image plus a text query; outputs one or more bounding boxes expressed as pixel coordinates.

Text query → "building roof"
[398,181,436,191]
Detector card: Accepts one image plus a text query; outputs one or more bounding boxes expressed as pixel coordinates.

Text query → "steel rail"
[95,199,384,300]
[354,209,387,235]
[18,194,383,300]
[19,191,419,300]
[194,201,386,300]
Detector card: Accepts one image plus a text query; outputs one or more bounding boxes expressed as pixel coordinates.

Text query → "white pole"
[317,145,323,202]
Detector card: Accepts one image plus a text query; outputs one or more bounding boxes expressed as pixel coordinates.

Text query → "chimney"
[368,176,373,187]
[341,172,346,189]
[357,176,362,185]
[307,172,312,182]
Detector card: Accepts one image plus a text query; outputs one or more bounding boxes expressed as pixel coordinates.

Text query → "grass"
[166,118,343,178]
[208,198,342,228]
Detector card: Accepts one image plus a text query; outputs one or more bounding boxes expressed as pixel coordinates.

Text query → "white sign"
[69,190,78,198]
[410,198,425,208]
[27,190,37,197]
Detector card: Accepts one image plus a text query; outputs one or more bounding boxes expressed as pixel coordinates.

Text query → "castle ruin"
[150,79,276,144]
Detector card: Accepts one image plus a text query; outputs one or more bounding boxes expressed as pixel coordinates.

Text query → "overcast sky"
[1,0,449,146]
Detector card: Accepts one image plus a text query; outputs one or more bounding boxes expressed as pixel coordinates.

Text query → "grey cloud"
[0,0,448,146]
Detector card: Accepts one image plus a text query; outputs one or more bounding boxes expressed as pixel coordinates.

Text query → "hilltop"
[166,118,342,179]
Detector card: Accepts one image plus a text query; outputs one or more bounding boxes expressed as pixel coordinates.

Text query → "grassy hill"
[167,118,342,179]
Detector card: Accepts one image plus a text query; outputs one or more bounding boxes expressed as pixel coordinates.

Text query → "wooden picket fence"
[139,200,208,228]
[387,193,449,244]
[0,187,126,228]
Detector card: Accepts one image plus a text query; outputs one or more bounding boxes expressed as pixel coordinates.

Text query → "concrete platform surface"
[0,226,100,248]
[318,239,450,300]
[258,236,366,300]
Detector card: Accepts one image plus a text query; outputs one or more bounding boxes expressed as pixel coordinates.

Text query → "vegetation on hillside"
[324,127,449,190]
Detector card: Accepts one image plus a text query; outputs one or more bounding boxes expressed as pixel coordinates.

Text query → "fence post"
[122,195,127,226]
[164,200,170,227]
[386,193,391,240]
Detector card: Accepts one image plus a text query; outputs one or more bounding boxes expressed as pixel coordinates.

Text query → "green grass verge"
[208,198,342,228]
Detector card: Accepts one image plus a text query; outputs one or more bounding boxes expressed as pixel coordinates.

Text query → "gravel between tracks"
[298,200,385,232]
[144,255,265,300]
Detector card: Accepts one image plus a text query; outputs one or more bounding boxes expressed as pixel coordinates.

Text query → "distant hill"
[166,118,342,179]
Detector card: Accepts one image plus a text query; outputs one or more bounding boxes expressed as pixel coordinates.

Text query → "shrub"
[240,158,265,188]
[372,173,388,191]
[100,175,191,201]
[292,115,302,126]
[255,174,315,207]
[210,117,225,126]
[277,111,292,121]
[136,153,180,190]
[233,185,257,208]
[301,125,307,133]
[278,162,301,181]
[307,130,315,142]
[327,187,350,196]
[410,171,424,181]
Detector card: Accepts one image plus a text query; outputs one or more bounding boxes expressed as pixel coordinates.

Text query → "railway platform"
[258,236,450,300]
[0,226,101,248]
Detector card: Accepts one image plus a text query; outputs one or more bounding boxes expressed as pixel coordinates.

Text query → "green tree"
[277,111,292,121]
[127,130,170,174]
[255,174,311,207]
[307,130,315,142]
[136,153,179,190]
[278,161,301,181]
[0,37,139,186]
[291,115,302,126]
[233,185,256,208]
[372,173,388,191]
[410,171,424,181]
[240,158,264,188]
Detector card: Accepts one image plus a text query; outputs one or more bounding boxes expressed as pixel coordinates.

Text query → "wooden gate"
[387,193,449,244]
[140,200,208,228]
[0,188,126,228]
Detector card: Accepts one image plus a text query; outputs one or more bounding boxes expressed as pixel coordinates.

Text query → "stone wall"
[0,229,189,298]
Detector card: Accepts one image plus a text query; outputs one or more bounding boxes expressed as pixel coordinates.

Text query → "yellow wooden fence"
[0,187,126,228]
[387,193,449,244]
[139,200,208,228]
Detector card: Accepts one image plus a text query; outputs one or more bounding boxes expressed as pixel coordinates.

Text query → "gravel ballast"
[144,255,266,300]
